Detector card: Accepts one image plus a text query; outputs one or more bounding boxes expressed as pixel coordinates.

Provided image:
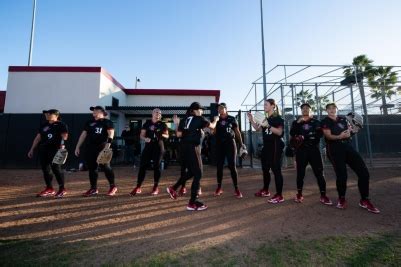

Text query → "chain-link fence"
[240,65,401,167]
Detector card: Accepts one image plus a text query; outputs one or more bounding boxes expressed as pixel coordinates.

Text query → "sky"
[1,0,401,110]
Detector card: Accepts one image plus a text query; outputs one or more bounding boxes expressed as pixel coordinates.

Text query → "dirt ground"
[0,164,400,265]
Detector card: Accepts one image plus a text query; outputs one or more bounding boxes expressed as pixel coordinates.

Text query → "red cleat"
[186,201,208,211]
[151,186,160,196]
[294,193,304,203]
[37,187,56,197]
[234,189,243,199]
[336,197,347,209]
[83,188,98,197]
[54,188,67,199]
[268,194,284,204]
[130,186,142,196]
[107,186,118,196]
[320,195,333,206]
[359,199,380,214]
[214,187,223,196]
[166,186,177,200]
[254,189,270,197]
[178,186,187,196]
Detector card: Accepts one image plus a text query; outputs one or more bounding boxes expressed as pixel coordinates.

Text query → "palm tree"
[343,54,374,118]
[367,66,398,115]
[295,89,329,115]
[295,89,315,109]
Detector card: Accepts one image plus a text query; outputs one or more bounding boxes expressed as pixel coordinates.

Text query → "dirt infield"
[0,165,400,266]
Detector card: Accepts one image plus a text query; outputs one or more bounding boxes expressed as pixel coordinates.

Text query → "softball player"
[247,98,285,204]
[321,103,379,213]
[214,103,244,198]
[167,102,219,211]
[130,108,169,196]
[75,106,117,197]
[289,103,332,205]
[28,109,68,198]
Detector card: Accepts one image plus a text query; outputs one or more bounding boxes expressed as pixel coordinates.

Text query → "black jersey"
[321,116,351,143]
[178,115,210,145]
[84,118,114,146]
[261,115,284,145]
[290,117,322,146]
[141,120,168,142]
[216,115,238,142]
[38,121,68,148]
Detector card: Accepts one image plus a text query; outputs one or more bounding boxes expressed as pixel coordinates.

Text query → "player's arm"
[161,128,169,139]
[207,116,219,130]
[247,112,261,131]
[140,129,151,143]
[270,125,283,136]
[28,134,41,158]
[105,128,114,148]
[75,131,87,156]
[233,126,244,147]
[173,115,182,138]
[322,128,350,140]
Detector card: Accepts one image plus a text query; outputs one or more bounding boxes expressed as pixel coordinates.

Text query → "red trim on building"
[0,91,6,113]
[9,66,102,73]
[100,68,126,90]
[123,89,220,102]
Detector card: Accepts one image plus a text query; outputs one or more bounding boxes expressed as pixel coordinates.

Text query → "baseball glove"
[254,112,269,127]
[239,144,248,160]
[346,112,363,133]
[289,135,304,150]
[96,147,113,164]
[52,148,68,165]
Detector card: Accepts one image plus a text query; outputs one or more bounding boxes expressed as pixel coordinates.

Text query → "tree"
[343,54,374,118]
[367,66,398,115]
[295,89,330,114]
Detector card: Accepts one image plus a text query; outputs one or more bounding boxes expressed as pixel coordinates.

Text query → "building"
[0,66,221,168]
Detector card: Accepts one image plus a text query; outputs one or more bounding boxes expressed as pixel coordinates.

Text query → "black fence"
[0,113,92,169]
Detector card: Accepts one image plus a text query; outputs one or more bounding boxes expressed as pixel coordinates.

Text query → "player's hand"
[27,150,34,159]
[213,116,219,122]
[75,147,80,157]
[145,138,151,143]
[173,115,180,125]
[339,130,351,139]
[247,112,254,123]
[297,117,304,123]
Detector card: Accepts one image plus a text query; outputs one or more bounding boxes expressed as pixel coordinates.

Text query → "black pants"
[261,140,284,195]
[173,143,202,203]
[137,142,164,187]
[295,145,326,195]
[216,139,238,189]
[326,142,369,200]
[39,146,65,189]
[85,145,115,189]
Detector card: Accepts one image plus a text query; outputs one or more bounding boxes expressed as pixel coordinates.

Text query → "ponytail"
[265,98,280,117]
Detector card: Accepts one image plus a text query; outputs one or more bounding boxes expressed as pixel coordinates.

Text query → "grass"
[1,232,400,266]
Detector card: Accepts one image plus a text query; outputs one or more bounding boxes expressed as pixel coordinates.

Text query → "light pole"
[260,0,267,100]
[135,77,141,89]
[28,0,37,66]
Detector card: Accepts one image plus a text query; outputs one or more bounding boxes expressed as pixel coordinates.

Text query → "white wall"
[126,95,215,107]
[5,72,101,113]
[99,74,127,107]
